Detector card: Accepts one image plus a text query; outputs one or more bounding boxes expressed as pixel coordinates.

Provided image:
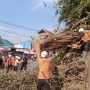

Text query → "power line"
[0,29,35,44]
[0,29,32,37]
[0,20,38,43]
[0,20,39,31]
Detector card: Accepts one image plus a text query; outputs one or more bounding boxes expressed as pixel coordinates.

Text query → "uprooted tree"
[0,0,90,90]
[31,28,90,90]
[0,29,89,90]
[31,0,90,89]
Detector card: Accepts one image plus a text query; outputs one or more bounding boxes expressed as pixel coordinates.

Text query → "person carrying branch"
[32,41,52,90]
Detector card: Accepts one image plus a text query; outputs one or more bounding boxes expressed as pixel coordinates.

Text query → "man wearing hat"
[32,42,52,90]
[77,28,85,41]
[77,28,90,56]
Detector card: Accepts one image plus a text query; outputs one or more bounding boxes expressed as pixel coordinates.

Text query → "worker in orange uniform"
[77,28,90,56]
[5,55,12,73]
[32,42,52,90]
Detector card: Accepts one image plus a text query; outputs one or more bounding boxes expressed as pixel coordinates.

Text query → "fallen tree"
[31,29,89,90]
[32,30,77,51]
[0,29,89,90]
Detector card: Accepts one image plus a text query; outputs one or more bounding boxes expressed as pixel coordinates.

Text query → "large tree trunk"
[32,30,76,51]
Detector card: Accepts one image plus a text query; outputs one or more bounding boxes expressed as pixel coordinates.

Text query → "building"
[14,42,31,54]
[14,42,30,49]
[37,29,53,39]
[0,39,14,52]
[0,39,13,47]
[31,28,53,46]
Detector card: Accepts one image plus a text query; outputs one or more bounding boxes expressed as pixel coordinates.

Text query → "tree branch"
[71,14,90,29]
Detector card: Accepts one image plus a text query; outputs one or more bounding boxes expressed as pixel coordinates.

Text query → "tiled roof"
[38,29,53,34]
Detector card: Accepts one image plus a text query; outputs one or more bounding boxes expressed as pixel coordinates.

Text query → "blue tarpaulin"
[15,42,30,48]
[0,39,13,47]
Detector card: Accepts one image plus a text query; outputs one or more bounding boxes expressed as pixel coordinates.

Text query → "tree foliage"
[55,0,90,29]
[0,35,2,43]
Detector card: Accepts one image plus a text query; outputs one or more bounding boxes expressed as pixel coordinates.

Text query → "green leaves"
[55,0,90,29]
[0,35,3,44]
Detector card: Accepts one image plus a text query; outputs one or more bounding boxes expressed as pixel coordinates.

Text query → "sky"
[0,0,65,44]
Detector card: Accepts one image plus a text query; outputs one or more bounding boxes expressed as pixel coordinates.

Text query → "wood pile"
[0,30,89,90]
[31,29,90,90]
[32,30,77,51]
[57,52,87,90]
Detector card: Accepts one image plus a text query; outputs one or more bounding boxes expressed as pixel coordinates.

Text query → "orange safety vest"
[12,59,15,66]
[6,58,12,65]
[82,32,90,42]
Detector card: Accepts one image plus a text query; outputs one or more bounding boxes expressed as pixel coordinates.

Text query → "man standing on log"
[32,42,52,90]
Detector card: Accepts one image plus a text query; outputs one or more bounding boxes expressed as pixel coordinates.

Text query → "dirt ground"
[0,54,89,90]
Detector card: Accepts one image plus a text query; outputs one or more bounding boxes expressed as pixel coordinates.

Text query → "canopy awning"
[0,39,13,47]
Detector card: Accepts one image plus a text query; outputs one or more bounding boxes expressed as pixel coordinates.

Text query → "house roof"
[38,29,53,35]
[0,39,13,47]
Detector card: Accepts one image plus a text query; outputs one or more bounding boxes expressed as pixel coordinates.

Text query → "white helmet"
[15,56,18,59]
[41,51,48,58]
[8,55,11,57]
[15,56,20,59]
[78,28,84,32]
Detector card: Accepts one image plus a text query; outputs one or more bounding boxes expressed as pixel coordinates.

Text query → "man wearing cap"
[32,42,52,90]
[77,28,90,56]
[77,28,85,41]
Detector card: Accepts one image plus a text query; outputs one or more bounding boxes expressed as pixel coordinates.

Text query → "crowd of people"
[0,53,28,73]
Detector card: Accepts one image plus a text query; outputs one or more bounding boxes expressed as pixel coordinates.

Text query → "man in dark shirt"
[0,56,3,65]
[0,56,3,69]
[20,54,28,71]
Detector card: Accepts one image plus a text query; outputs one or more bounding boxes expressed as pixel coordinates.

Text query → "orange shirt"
[37,56,52,79]
[14,59,20,66]
[12,58,16,66]
[82,32,90,42]
[37,52,52,79]
[32,41,52,79]
[6,57,12,65]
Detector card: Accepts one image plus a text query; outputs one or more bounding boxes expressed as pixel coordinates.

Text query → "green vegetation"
[55,0,90,30]
[0,35,2,44]
[0,72,37,90]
